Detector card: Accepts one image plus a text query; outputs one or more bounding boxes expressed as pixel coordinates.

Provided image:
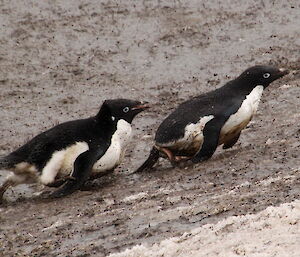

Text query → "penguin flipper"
[46,176,74,188]
[50,146,107,198]
[134,147,159,173]
[0,157,9,169]
[223,132,241,149]
[191,118,222,163]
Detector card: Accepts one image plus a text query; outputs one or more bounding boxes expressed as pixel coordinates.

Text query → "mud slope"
[0,0,299,256]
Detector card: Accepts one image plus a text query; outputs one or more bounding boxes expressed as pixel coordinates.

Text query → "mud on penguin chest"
[157,115,214,157]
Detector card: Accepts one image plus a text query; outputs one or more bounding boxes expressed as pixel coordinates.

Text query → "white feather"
[40,150,66,185]
[221,85,264,136]
[93,119,132,171]
[59,142,89,175]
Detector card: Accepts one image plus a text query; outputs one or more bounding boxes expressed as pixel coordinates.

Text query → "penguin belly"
[37,142,88,185]
[59,142,89,175]
[92,136,122,172]
[156,115,214,157]
[93,119,133,172]
[219,85,264,145]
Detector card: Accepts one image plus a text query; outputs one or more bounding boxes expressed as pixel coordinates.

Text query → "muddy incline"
[0,0,299,256]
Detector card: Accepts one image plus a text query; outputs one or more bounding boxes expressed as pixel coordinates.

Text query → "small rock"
[42,220,65,231]
[279,84,292,89]
[265,138,274,146]
[104,198,115,205]
[141,135,152,139]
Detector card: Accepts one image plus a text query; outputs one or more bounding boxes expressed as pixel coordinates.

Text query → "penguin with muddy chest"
[136,65,289,172]
[0,99,149,200]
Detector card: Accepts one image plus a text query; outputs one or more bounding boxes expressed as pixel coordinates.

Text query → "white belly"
[40,142,89,185]
[93,119,132,172]
[60,142,89,174]
[220,85,264,137]
[92,137,122,171]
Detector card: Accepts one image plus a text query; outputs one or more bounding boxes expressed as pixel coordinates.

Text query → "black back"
[8,115,114,171]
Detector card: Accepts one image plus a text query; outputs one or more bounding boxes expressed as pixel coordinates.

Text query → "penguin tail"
[0,157,10,170]
[135,147,159,173]
[0,155,20,170]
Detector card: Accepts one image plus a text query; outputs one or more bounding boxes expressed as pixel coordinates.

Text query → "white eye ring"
[123,107,129,113]
[263,73,270,78]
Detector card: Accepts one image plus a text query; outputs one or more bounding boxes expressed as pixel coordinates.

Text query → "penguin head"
[101,99,150,123]
[239,65,289,88]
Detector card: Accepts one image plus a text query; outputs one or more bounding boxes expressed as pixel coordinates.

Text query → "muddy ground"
[0,0,299,256]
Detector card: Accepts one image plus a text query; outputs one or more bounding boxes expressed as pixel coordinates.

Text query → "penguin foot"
[46,176,76,188]
[160,147,188,167]
[49,179,82,198]
[174,156,191,162]
[169,155,191,167]
[160,147,175,162]
[191,155,211,163]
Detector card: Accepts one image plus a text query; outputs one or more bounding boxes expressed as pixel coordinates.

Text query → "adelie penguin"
[0,99,149,201]
[136,65,289,172]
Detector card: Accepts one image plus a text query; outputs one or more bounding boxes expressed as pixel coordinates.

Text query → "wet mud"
[0,0,299,256]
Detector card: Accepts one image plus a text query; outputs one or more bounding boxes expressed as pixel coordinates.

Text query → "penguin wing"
[190,99,245,163]
[190,117,225,163]
[50,142,109,198]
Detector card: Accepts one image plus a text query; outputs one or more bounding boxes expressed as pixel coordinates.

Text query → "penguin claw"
[170,156,191,167]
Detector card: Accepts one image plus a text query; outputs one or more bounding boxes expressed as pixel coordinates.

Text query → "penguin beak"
[132,101,150,111]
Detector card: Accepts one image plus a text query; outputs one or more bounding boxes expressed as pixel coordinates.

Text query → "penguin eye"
[123,107,130,113]
[263,73,270,79]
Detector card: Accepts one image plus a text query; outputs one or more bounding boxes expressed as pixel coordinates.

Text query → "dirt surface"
[109,201,300,257]
[0,0,299,256]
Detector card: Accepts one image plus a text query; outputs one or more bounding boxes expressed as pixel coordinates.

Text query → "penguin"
[135,65,289,172]
[0,98,149,200]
